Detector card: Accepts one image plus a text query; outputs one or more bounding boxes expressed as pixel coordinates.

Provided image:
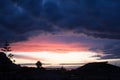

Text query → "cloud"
[101,42,120,59]
[0,0,120,43]
[90,41,120,59]
[0,0,120,60]
[13,54,45,61]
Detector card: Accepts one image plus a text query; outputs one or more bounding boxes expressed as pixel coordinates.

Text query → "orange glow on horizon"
[10,34,92,52]
[1,34,108,65]
[11,41,89,52]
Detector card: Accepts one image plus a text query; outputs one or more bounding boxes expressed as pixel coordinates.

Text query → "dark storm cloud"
[101,41,120,59]
[90,41,120,59]
[0,0,120,42]
[0,0,58,42]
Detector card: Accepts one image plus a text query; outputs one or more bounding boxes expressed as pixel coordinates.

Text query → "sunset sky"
[0,0,120,67]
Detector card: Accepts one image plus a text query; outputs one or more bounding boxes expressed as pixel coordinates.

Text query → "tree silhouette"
[1,41,15,62]
[1,41,11,54]
[36,61,42,68]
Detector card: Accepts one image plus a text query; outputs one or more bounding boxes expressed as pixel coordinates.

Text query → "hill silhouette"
[71,62,120,80]
[0,52,20,72]
[0,52,120,80]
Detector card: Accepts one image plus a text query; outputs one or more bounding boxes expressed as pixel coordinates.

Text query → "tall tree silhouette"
[1,41,11,53]
[1,41,15,62]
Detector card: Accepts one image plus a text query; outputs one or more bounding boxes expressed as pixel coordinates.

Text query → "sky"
[0,0,120,67]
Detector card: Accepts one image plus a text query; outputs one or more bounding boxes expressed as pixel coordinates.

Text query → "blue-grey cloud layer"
[89,40,120,59]
[0,0,120,41]
[0,0,120,59]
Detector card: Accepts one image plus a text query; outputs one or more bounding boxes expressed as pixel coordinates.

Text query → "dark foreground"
[0,52,120,80]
